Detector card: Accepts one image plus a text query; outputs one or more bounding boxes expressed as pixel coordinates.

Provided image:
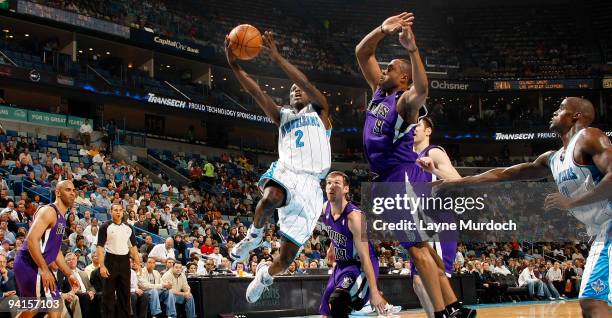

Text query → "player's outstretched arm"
[446,151,555,186]
[262,31,331,130]
[347,211,387,315]
[546,128,612,210]
[224,36,281,126]
[356,13,414,92]
[397,25,428,123]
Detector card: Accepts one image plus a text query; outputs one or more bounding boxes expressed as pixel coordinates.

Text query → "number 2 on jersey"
[295,129,304,148]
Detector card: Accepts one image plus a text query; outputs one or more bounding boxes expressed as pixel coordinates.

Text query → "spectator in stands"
[161,263,196,318]
[48,261,82,318]
[95,189,112,211]
[18,148,33,167]
[63,252,99,317]
[519,262,553,300]
[130,257,149,318]
[148,217,160,235]
[203,161,214,184]
[69,224,84,248]
[138,256,175,318]
[234,262,251,277]
[6,239,21,260]
[201,259,217,276]
[148,237,176,264]
[10,162,26,176]
[0,254,18,317]
[52,152,63,166]
[493,259,511,276]
[78,210,92,229]
[31,159,43,178]
[80,119,93,147]
[538,264,564,300]
[200,237,214,255]
[84,252,100,280]
[139,235,155,254]
[545,261,563,293]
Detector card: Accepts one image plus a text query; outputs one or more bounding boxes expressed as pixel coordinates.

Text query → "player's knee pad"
[329,289,351,318]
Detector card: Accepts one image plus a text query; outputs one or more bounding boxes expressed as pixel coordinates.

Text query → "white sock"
[260,264,274,284]
[250,225,264,237]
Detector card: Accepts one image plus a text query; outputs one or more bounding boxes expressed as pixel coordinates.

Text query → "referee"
[96,203,140,318]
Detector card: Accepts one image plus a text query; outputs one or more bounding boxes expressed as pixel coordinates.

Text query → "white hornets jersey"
[549,128,612,236]
[277,104,331,178]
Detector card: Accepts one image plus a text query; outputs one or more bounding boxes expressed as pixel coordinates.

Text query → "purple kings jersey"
[415,145,445,182]
[322,201,376,266]
[363,88,419,178]
[18,203,66,265]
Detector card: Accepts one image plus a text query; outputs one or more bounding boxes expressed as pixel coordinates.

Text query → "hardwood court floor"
[389,300,582,318]
[291,300,584,318]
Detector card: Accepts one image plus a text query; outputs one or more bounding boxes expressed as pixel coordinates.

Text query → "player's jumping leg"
[246,237,300,303]
[231,182,286,262]
[579,299,610,318]
[409,244,447,316]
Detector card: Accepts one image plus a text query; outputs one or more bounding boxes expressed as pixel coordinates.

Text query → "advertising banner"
[0,105,27,121]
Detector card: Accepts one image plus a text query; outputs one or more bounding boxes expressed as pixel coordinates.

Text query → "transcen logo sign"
[154,36,200,54]
[496,131,611,140]
[146,93,273,124]
[147,93,186,108]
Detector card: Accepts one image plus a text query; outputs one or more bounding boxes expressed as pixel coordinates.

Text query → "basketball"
[228,24,263,60]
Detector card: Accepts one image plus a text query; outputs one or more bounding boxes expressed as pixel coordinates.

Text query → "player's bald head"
[564,97,595,125]
[56,180,74,191]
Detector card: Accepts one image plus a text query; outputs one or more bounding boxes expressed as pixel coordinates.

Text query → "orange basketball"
[228,24,263,60]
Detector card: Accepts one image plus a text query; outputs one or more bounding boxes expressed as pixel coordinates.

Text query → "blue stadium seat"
[6,130,17,137]
[47,135,58,142]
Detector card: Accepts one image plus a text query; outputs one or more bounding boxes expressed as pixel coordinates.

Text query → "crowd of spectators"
[35,0,612,82]
[0,125,590,317]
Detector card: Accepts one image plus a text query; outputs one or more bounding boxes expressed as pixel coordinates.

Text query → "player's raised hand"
[399,25,417,51]
[40,268,56,294]
[416,157,436,173]
[262,31,281,60]
[544,192,573,211]
[381,12,414,35]
[224,35,237,64]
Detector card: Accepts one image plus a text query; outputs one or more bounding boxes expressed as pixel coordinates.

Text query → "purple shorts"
[14,253,60,299]
[374,164,432,249]
[319,260,379,316]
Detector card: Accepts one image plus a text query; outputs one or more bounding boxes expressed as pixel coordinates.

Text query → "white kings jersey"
[277,104,331,178]
[549,128,612,236]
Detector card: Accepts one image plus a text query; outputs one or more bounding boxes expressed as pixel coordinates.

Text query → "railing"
[21,178,53,203]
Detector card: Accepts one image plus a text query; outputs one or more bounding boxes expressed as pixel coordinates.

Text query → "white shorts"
[258,161,324,246]
[579,221,612,304]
